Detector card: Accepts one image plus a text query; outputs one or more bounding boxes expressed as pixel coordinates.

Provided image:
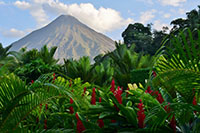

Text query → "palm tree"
[0,73,88,132]
[108,42,154,87]
[0,43,12,61]
[39,45,58,65]
[0,43,13,66]
[153,28,200,102]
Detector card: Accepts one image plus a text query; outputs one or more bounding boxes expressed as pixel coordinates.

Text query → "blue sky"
[0,0,199,47]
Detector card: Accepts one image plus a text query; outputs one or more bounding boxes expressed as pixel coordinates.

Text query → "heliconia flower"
[31,80,34,84]
[164,103,171,113]
[82,87,87,96]
[69,80,72,87]
[152,91,164,104]
[45,104,48,110]
[145,86,153,94]
[97,119,104,128]
[137,99,145,128]
[69,106,74,114]
[91,88,96,105]
[113,87,123,104]
[193,96,197,105]
[111,119,116,123]
[53,73,56,83]
[44,119,47,129]
[170,115,176,133]
[157,93,164,104]
[193,96,197,114]
[99,97,102,103]
[69,98,74,114]
[70,98,73,104]
[110,79,115,93]
[152,71,157,77]
[75,113,86,133]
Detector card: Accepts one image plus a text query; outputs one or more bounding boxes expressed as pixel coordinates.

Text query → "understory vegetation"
[0,6,200,133]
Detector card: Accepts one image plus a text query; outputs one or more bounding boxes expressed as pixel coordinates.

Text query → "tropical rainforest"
[0,5,200,133]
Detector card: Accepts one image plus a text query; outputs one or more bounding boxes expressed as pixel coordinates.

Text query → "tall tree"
[122,23,168,55]
[170,5,200,34]
[0,43,12,61]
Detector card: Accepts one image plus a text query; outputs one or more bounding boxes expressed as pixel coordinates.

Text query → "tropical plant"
[145,28,200,132]
[107,43,154,88]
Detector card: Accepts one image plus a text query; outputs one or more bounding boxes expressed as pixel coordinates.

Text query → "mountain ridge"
[10,15,115,63]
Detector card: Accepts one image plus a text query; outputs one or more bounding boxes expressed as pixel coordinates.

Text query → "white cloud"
[137,0,153,4]
[2,28,25,38]
[14,1,31,9]
[178,8,185,15]
[14,1,49,27]
[13,0,133,33]
[139,9,156,24]
[0,1,5,5]
[153,20,171,31]
[158,0,186,7]
[163,13,171,18]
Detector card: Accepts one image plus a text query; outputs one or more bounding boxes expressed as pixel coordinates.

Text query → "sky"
[0,0,199,47]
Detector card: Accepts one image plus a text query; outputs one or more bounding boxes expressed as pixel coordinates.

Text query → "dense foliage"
[0,6,200,132]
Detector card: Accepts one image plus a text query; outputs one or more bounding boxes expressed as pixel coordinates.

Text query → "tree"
[122,23,152,53]
[122,23,168,55]
[170,5,200,34]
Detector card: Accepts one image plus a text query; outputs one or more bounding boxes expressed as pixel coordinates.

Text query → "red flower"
[113,87,123,104]
[152,71,157,77]
[44,119,47,129]
[31,80,34,84]
[52,73,56,83]
[145,86,153,94]
[152,91,164,104]
[170,115,176,133]
[69,80,72,87]
[110,79,115,93]
[69,106,74,114]
[76,113,86,133]
[137,99,145,128]
[82,87,86,96]
[157,93,164,104]
[97,119,104,128]
[91,88,96,105]
[193,96,197,105]
[70,98,73,104]
[99,97,102,103]
[45,104,48,110]
[164,103,171,113]
[69,98,74,114]
[193,96,197,114]
[111,119,116,123]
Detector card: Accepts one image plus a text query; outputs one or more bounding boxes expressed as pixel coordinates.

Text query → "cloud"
[2,28,25,38]
[14,1,49,27]
[0,1,5,5]
[13,0,133,33]
[153,20,171,31]
[137,0,153,4]
[158,0,186,7]
[178,8,185,15]
[163,13,171,18]
[14,1,31,9]
[139,9,156,24]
